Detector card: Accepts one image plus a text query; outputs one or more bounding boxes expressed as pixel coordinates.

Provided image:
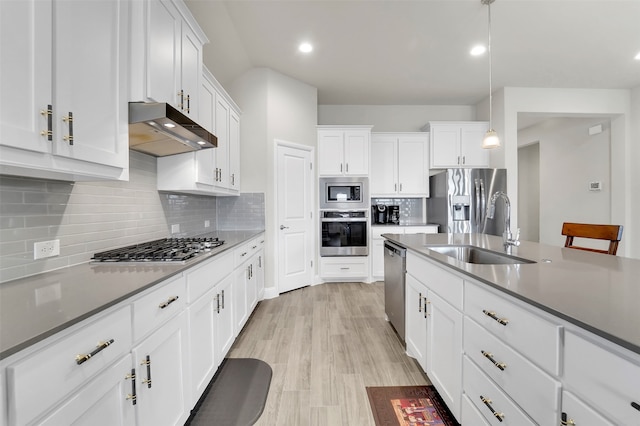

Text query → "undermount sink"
[424,245,536,265]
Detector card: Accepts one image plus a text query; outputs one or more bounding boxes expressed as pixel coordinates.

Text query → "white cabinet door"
[188,287,216,405]
[214,95,230,189]
[427,290,462,419]
[0,0,51,153]
[233,263,249,336]
[255,249,265,300]
[214,274,235,367]
[52,0,128,169]
[37,355,135,426]
[371,237,386,278]
[132,312,189,426]
[397,134,429,195]
[146,0,180,106]
[370,135,398,195]
[180,23,201,120]
[460,123,489,167]
[318,130,345,175]
[229,109,241,190]
[405,273,428,370]
[344,130,369,175]
[430,124,460,168]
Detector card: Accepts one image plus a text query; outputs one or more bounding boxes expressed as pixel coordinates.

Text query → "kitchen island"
[383,232,640,425]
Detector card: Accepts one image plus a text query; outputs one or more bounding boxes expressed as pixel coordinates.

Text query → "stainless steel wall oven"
[320,210,368,256]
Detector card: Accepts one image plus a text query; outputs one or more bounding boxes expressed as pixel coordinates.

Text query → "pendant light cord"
[487,0,493,130]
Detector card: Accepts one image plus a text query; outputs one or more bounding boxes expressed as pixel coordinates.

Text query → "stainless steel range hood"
[128,102,217,157]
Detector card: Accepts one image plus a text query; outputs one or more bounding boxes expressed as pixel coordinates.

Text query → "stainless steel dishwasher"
[384,240,406,342]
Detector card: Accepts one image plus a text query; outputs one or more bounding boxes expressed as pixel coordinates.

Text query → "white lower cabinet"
[405,272,428,371]
[234,233,265,335]
[37,354,136,426]
[188,286,218,404]
[561,390,615,426]
[132,311,189,426]
[372,226,438,279]
[461,393,490,426]
[426,290,462,418]
[320,256,369,281]
[6,306,132,426]
[463,356,535,425]
[214,274,235,367]
[563,330,640,425]
[405,252,463,421]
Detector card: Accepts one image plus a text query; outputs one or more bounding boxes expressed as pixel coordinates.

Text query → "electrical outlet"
[171,224,180,234]
[34,239,60,260]
[204,220,210,228]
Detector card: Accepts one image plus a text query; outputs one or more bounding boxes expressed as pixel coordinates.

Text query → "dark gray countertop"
[0,230,264,360]
[383,232,640,355]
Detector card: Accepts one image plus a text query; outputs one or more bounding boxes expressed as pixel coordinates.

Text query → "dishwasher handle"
[384,241,406,258]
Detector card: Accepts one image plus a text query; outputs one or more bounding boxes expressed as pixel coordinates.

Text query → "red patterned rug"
[366,386,459,426]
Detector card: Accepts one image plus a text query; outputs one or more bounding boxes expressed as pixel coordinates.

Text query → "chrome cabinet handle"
[481,350,507,370]
[216,293,220,313]
[631,401,640,412]
[424,297,429,318]
[280,225,289,230]
[62,112,73,145]
[418,292,422,312]
[159,295,179,309]
[221,289,225,309]
[480,395,504,422]
[40,105,53,140]
[483,309,509,325]
[75,339,114,365]
[178,90,184,109]
[186,94,190,113]
[346,163,349,173]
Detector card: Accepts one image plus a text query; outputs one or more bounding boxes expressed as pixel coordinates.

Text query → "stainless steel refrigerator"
[427,168,508,236]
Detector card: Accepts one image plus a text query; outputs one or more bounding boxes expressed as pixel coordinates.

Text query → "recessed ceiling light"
[470,45,486,56]
[635,51,640,60]
[299,42,313,53]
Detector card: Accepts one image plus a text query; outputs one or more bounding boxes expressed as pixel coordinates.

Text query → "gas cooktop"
[91,237,224,264]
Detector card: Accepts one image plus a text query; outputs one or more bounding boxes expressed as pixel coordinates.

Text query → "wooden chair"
[561,222,623,255]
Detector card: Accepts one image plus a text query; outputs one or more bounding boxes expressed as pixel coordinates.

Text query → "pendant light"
[481,0,500,149]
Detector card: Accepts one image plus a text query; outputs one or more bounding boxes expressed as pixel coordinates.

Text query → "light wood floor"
[228,282,430,426]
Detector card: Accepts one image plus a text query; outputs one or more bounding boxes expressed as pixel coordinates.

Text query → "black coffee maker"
[372,204,388,224]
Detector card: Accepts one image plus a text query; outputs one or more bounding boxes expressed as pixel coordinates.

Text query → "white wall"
[518,118,611,248]
[231,68,318,294]
[518,143,539,242]
[630,86,640,259]
[488,87,634,257]
[318,105,476,131]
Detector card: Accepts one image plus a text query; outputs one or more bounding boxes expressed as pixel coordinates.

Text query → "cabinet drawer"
[464,281,561,375]
[564,330,640,425]
[562,390,615,426]
[461,394,490,426]
[186,251,233,302]
[133,275,186,341]
[463,356,536,426]
[320,257,368,278]
[234,243,251,267]
[372,226,404,239]
[6,306,132,426]
[407,252,463,310]
[464,317,561,425]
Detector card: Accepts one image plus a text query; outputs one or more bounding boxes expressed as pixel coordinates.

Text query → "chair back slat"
[561,222,623,255]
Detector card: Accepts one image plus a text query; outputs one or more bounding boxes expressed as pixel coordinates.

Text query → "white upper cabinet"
[130,0,206,121]
[0,0,129,181]
[371,133,429,196]
[157,67,241,196]
[317,126,371,176]
[426,122,489,169]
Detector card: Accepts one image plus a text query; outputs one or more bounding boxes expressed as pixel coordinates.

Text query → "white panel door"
[277,143,313,293]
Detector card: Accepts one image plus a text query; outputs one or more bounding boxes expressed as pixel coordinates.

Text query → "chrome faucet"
[487,191,520,252]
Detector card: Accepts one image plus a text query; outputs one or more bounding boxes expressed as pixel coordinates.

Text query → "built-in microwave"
[319,177,369,210]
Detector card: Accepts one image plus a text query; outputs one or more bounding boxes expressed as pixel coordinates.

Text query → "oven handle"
[321,218,367,223]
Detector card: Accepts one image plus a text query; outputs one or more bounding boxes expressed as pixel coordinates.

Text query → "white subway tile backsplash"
[0,151,265,283]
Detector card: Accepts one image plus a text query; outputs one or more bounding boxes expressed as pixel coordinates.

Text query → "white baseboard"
[263,286,279,299]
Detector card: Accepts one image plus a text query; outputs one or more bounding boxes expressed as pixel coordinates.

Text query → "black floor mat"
[186,358,272,426]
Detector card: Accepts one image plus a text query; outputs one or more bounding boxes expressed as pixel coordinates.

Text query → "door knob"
[280,225,289,230]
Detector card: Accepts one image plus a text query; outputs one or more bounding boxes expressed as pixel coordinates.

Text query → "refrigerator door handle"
[480,179,486,228]
[474,179,482,227]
